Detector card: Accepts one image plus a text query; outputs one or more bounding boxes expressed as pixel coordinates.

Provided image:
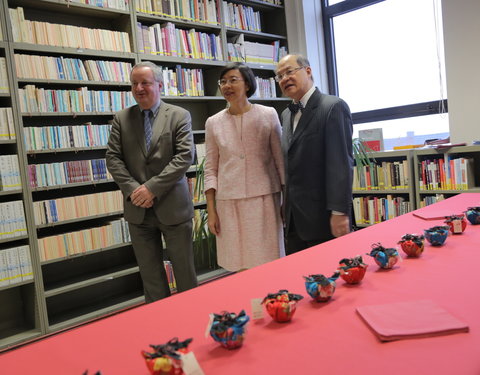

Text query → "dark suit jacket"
[281,88,353,241]
[106,101,194,226]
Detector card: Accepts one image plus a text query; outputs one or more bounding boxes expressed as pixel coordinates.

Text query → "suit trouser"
[285,214,331,255]
[128,208,197,303]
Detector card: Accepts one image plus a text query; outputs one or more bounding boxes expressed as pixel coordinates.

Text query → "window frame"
[321,0,447,125]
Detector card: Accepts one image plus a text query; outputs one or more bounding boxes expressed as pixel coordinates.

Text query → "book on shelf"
[9,7,131,52]
[227,34,287,64]
[251,76,276,99]
[0,245,33,287]
[136,0,219,25]
[353,195,410,225]
[0,108,16,140]
[0,201,27,240]
[0,155,21,192]
[67,0,129,11]
[0,58,9,94]
[358,128,384,152]
[418,156,474,191]
[222,1,261,32]
[353,160,409,190]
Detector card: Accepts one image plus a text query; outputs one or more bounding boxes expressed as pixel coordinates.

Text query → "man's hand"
[130,185,155,208]
[330,214,350,238]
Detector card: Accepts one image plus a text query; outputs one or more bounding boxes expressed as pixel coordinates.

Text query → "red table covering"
[1,193,480,375]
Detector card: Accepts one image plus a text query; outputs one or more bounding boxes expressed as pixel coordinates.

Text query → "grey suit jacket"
[281,88,353,241]
[106,101,194,225]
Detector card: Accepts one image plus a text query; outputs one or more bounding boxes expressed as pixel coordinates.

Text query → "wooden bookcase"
[352,150,415,228]
[413,145,480,208]
[0,0,289,349]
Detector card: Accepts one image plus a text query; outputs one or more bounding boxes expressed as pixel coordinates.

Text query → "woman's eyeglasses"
[218,77,244,86]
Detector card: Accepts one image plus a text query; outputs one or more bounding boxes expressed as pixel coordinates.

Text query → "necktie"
[143,109,152,152]
[288,101,304,114]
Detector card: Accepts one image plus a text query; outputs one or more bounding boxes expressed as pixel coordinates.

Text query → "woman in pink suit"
[204,63,285,271]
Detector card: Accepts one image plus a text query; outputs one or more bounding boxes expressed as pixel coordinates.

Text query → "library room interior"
[0,0,479,374]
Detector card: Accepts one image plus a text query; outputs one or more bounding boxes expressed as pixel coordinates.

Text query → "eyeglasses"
[218,77,244,86]
[274,66,305,82]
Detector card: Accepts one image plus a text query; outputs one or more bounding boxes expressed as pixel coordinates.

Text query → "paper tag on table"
[204,313,214,338]
[180,352,205,375]
[251,298,264,320]
[453,220,462,233]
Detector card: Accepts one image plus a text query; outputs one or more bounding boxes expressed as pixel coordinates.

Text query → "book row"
[419,194,446,208]
[0,155,21,192]
[0,201,27,240]
[251,77,277,99]
[0,245,33,288]
[38,218,130,262]
[18,86,135,113]
[159,66,205,97]
[227,36,287,64]
[136,0,219,25]
[33,190,123,225]
[9,7,131,52]
[418,157,474,191]
[0,108,15,140]
[23,124,112,152]
[0,58,9,94]
[221,1,261,32]
[28,159,112,189]
[353,160,410,191]
[353,195,411,225]
[69,0,129,11]
[14,54,133,83]
[137,22,223,61]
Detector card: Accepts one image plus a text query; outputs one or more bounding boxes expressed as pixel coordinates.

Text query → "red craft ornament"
[398,234,425,257]
[338,256,368,284]
[142,338,192,375]
[262,290,303,323]
[444,215,467,234]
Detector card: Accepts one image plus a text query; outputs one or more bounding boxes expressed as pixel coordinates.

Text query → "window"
[322,0,448,149]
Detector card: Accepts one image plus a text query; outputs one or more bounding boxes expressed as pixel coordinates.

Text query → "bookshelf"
[0,0,287,349]
[352,150,415,227]
[413,145,480,208]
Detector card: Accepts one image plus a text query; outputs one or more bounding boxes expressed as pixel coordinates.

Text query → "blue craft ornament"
[304,271,340,302]
[424,226,449,246]
[465,207,480,225]
[367,243,399,269]
[210,310,249,349]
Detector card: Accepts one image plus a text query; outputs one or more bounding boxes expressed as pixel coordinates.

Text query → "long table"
[2,193,480,374]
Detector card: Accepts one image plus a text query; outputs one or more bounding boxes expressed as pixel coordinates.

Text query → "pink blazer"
[204,104,285,200]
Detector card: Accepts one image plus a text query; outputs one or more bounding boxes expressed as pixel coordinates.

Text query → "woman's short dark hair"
[219,62,257,98]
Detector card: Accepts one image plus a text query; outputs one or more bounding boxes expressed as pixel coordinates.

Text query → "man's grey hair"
[295,55,311,68]
[131,61,163,84]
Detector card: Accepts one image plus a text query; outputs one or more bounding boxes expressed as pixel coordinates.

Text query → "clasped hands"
[130,185,155,208]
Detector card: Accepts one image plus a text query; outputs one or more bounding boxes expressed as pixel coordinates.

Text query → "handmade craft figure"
[367,243,399,269]
[304,272,340,302]
[398,234,425,257]
[338,256,368,284]
[424,226,449,246]
[444,215,467,234]
[210,310,250,349]
[465,207,480,225]
[142,338,193,375]
[262,289,303,322]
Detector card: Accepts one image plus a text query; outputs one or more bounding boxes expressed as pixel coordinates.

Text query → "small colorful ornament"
[210,310,249,349]
[465,207,480,225]
[338,256,368,284]
[262,290,303,323]
[142,337,193,375]
[444,215,467,234]
[398,234,425,257]
[304,271,340,302]
[367,243,399,269]
[424,226,450,246]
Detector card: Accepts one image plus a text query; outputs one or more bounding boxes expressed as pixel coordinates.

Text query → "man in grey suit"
[106,61,197,303]
[276,54,354,255]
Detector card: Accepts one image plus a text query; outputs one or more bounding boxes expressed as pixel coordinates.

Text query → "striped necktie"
[143,109,152,152]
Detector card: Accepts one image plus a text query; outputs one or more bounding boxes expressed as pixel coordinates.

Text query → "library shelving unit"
[413,145,480,208]
[352,150,415,228]
[0,0,290,349]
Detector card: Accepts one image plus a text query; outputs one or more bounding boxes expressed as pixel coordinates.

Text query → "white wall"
[442,0,480,143]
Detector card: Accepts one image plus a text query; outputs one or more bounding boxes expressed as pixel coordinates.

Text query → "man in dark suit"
[276,54,354,255]
[106,62,197,303]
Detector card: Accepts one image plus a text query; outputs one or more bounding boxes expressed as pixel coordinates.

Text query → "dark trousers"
[128,209,197,303]
[285,214,330,255]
